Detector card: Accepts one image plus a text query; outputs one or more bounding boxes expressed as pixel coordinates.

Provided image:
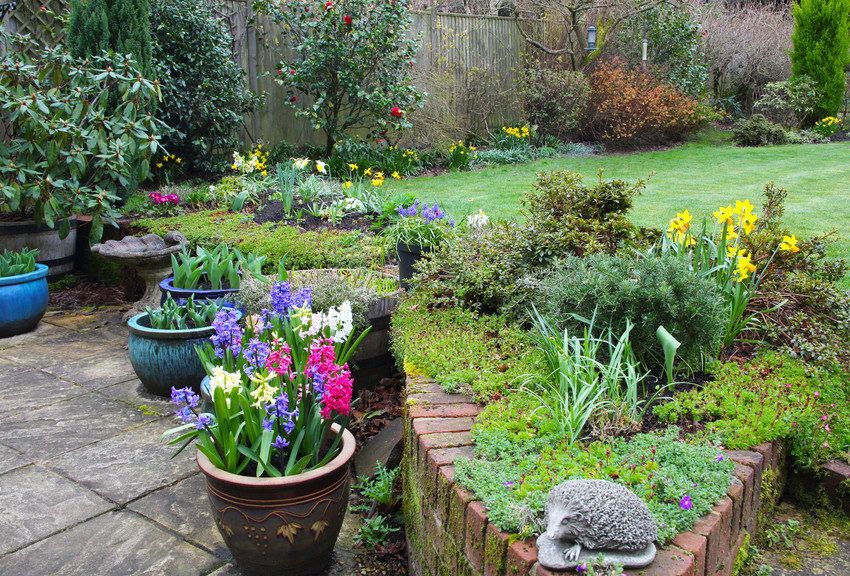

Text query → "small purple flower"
[679,495,693,510]
[271,435,290,449]
[210,308,243,359]
[398,205,405,216]
[270,282,312,318]
[171,386,200,408]
[175,405,193,423]
[263,392,298,437]
[502,481,515,488]
[196,413,212,430]
[715,454,724,462]
[449,219,455,227]
[576,563,587,573]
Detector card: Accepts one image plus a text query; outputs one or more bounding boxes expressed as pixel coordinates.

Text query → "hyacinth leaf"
[285,429,306,475]
[656,325,680,384]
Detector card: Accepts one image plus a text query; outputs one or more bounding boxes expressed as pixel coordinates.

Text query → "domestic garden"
[1,0,849,575]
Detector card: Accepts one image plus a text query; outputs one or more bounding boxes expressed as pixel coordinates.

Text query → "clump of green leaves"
[357,461,399,516]
[732,115,789,147]
[454,424,733,544]
[144,294,224,330]
[654,352,850,469]
[537,252,725,368]
[171,242,266,290]
[0,248,38,278]
[355,515,399,548]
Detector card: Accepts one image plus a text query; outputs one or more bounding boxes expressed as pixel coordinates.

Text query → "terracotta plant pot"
[197,425,355,576]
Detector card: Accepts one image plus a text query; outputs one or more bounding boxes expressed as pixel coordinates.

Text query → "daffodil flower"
[315,160,326,173]
[779,234,800,253]
[294,158,309,169]
[348,163,358,171]
[392,171,400,179]
[344,181,353,189]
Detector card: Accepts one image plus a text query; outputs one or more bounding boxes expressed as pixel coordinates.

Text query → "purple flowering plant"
[163,281,370,477]
[382,199,456,248]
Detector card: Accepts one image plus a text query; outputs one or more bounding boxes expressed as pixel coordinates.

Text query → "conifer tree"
[790,0,850,121]
[67,0,152,78]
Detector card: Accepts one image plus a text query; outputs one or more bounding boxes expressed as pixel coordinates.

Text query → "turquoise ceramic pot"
[0,264,49,338]
[127,310,241,397]
[159,275,240,306]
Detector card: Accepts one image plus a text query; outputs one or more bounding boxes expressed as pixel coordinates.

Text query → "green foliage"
[454,425,733,543]
[491,125,532,151]
[790,0,850,120]
[390,290,543,399]
[520,170,644,265]
[0,29,166,242]
[138,210,380,271]
[754,76,822,129]
[654,353,850,469]
[812,116,842,138]
[473,148,533,166]
[150,0,262,170]
[255,0,422,155]
[357,461,399,513]
[144,294,224,330]
[355,515,399,548]
[537,252,725,366]
[446,140,476,171]
[0,248,38,278]
[518,66,590,141]
[732,115,788,147]
[170,242,266,290]
[68,0,153,78]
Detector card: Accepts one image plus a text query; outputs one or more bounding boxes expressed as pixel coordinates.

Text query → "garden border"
[402,375,789,576]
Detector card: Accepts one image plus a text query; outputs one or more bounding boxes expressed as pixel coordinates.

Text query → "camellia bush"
[0,28,167,242]
[253,0,423,155]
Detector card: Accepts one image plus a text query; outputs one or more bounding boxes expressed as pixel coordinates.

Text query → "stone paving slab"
[0,465,112,555]
[47,418,198,505]
[0,444,31,475]
[0,367,87,417]
[0,510,222,576]
[128,472,229,558]
[0,320,61,350]
[0,331,118,369]
[0,392,155,461]
[41,351,137,390]
[97,377,174,417]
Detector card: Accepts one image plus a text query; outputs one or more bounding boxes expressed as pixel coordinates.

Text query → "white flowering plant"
[466,209,490,229]
[163,281,369,477]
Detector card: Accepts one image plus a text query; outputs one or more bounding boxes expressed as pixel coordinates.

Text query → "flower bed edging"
[401,375,787,576]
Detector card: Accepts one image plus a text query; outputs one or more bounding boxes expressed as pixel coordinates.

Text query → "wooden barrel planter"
[0,218,77,282]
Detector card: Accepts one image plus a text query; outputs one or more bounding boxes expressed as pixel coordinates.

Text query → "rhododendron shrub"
[254,0,422,155]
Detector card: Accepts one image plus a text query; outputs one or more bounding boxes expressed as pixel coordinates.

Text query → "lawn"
[386,129,850,282]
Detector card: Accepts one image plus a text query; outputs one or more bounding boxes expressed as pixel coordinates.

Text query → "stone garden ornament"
[536,479,658,570]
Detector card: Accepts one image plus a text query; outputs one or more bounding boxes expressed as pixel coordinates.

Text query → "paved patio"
[0,307,358,576]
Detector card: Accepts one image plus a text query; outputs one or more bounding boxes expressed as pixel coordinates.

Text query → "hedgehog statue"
[535,479,658,570]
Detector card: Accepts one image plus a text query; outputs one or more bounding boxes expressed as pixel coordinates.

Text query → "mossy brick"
[425,508,453,564]
[414,417,476,436]
[751,443,774,473]
[727,451,763,533]
[449,485,474,547]
[726,478,744,538]
[409,403,481,419]
[672,532,707,576]
[420,431,474,452]
[637,546,695,576]
[428,445,476,491]
[725,450,764,481]
[407,375,444,395]
[410,390,475,405]
[822,460,850,514]
[692,511,722,576]
[484,522,510,576]
[733,464,755,527]
[536,564,563,576]
[465,500,488,572]
[717,530,747,576]
[436,465,456,525]
[711,496,734,558]
[506,537,537,576]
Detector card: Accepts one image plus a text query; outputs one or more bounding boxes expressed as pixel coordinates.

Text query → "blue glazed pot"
[0,264,49,338]
[159,275,240,306]
[127,310,241,397]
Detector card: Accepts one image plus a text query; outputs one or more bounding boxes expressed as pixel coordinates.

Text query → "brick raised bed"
[402,375,789,576]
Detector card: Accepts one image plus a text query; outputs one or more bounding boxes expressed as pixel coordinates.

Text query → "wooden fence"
[5,1,533,148]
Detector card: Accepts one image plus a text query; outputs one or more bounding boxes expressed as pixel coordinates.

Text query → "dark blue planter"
[159,275,240,306]
[0,264,49,338]
[127,310,240,397]
[396,243,431,291]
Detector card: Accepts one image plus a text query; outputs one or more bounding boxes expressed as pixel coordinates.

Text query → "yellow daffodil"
[344,181,353,189]
[371,178,383,187]
[392,171,400,179]
[364,167,372,176]
[734,199,755,216]
[470,146,476,151]
[231,164,238,170]
[156,163,162,168]
[261,169,267,176]
[348,163,358,171]
[734,252,757,282]
[740,212,758,235]
[294,158,309,169]
[713,205,734,226]
[375,171,384,179]
[723,227,739,242]
[315,160,326,173]
[176,158,181,164]
[170,154,175,160]
[779,234,800,253]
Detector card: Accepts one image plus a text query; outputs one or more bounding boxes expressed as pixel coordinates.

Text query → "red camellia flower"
[343,14,352,24]
[290,69,296,74]
[290,96,297,103]
[391,107,403,117]
[325,1,333,8]
[379,130,387,136]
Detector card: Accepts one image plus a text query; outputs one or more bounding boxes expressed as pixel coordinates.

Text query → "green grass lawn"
[385,129,850,282]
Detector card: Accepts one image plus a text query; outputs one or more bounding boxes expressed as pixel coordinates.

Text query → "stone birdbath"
[91,232,189,322]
